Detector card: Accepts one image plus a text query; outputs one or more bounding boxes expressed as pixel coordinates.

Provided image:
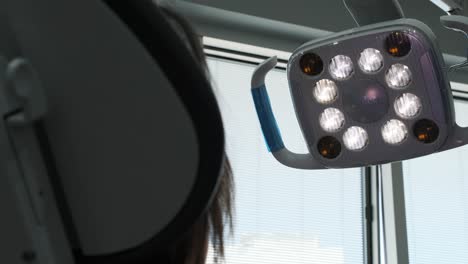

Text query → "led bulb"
[314,79,338,104]
[329,55,354,80]
[386,31,411,57]
[358,48,384,73]
[394,93,422,119]
[343,126,369,151]
[319,108,345,132]
[300,53,324,76]
[317,136,342,159]
[414,119,439,143]
[381,119,408,145]
[386,64,412,89]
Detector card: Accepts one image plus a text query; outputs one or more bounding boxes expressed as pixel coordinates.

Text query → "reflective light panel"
[285,25,450,167]
[252,19,457,169]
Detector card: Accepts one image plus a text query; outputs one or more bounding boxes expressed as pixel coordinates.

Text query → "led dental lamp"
[252,16,468,169]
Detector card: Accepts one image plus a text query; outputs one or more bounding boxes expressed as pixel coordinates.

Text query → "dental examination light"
[251,7,468,169]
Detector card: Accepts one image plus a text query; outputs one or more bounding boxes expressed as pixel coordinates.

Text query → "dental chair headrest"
[3,0,224,263]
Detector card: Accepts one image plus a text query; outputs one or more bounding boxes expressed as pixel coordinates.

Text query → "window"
[206,57,365,264]
[403,100,468,264]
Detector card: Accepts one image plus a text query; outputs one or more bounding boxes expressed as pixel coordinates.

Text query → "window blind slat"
[206,58,364,264]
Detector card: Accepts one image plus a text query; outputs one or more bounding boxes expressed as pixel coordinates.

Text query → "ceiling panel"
[183,0,467,57]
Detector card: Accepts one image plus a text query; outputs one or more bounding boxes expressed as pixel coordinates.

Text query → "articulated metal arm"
[343,0,405,27]
[431,0,464,15]
[344,0,465,27]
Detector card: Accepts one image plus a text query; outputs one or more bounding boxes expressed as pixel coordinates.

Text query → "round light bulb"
[381,119,408,145]
[358,48,384,73]
[329,55,354,80]
[385,64,412,89]
[386,31,412,57]
[343,126,369,151]
[394,93,422,119]
[317,136,342,159]
[414,119,439,144]
[319,108,345,132]
[300,53,324,76]
[314,79,338,104]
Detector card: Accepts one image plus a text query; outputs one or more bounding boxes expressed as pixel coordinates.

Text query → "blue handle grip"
[251,84,285,152]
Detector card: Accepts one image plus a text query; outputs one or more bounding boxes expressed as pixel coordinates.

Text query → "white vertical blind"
[403,100,468,264]
[206,57,364,264]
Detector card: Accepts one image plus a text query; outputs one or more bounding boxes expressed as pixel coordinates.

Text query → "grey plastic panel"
[5,0,198,256]
[0,121,36,264]
[6,116,76,264]
[0,22,74,264]
[441,15,468,36]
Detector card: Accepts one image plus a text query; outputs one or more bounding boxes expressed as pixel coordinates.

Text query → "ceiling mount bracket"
[441,15,468,71]
[343,0,404,27]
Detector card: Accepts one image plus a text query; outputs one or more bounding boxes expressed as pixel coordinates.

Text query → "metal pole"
[379,163,410,264]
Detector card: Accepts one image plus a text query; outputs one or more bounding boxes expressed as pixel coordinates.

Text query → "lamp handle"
[251,57,325,170]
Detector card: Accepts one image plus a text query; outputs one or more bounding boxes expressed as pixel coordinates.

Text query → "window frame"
[204,40,369,264]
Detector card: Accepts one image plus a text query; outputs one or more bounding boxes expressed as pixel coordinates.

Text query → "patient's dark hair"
[160,6,234,264]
